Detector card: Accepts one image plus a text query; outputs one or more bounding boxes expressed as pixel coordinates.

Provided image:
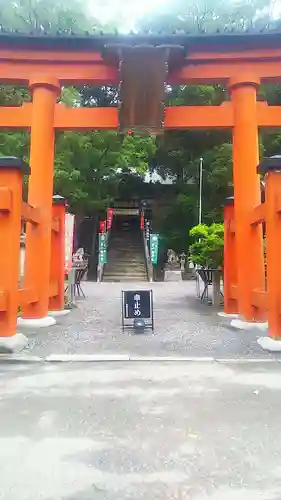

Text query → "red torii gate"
[1,31,281,351]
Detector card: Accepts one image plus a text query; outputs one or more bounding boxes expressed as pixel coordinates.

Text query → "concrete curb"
[0,354,43,363]
[0,333,28,354]
[44,355,216,362]
[257,336,281,352]
[230,319,268,332]
[218,312,239,320]
[0,354,280,363]
[17,316,56,328]
[215,358,279,363]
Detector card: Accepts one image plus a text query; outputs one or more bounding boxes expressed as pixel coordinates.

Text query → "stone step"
[108,252,144,256]
[109,240,143,246]
[104,266,146,275]
[103,278,148,282]
[110,237,142,241]
[106,261,146,266]
[110,236,142,241]
[104,275,147,279]
[110,250,143,254]
[110,239,142,243]
[103,272,147,277]
[103,277,148,282]
[108,246,144,251]
[103,229,148,281]
[110,244,142,247]
[105,262,146,266]
[106,264,146,268]
[104,271,147,276]
[105,264,145,268]
[111,242,142,245]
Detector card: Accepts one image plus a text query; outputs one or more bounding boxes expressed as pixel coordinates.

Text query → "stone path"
[22,281,278,359]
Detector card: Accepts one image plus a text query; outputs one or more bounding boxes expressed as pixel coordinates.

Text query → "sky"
[88,0,169,31]
[88,0,281,31]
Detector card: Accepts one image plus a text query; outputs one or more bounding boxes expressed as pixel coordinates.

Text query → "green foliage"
[153,190,197,253]
[0,0,96,33]
[0,85,30,106]
[189,223,224,268]
[54,131,156,213]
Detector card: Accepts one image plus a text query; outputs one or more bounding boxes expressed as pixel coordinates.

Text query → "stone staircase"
[103,228,148,282]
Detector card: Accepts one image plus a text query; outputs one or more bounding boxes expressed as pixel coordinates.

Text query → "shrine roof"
[0,29,281,52]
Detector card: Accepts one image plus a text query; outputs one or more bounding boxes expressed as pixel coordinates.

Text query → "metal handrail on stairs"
[142,230,153,283]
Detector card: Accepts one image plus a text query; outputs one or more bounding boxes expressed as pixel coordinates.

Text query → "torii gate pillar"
[22,77,60,327]
[229,75,265,321]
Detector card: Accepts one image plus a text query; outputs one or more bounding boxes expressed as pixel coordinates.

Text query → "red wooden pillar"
[258,157,281,339]
[22,77,60,326]
[49,195,66,313]
[0,158,29,344]
[229,75,265,321]
[223,197,238,314]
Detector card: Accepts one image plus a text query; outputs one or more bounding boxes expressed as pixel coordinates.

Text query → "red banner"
[107,208,114,230]
[140,214,145,230]
[100,220,106,233]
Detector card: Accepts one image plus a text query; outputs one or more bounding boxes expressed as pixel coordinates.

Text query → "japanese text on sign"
[145,219,150,241]
[123,290,151,319]
[133,294,141,316]
[122,290,154,331]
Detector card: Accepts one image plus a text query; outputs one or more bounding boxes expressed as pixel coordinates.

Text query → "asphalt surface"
[1,360,281,500]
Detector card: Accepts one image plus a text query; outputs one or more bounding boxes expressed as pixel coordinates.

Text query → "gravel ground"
[21,281,278,360]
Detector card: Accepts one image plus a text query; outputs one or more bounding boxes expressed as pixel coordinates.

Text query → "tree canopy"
[0,0,280,251]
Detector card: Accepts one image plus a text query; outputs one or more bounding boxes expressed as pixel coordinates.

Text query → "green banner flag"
[99,233,108,265]
[150,233,159,265]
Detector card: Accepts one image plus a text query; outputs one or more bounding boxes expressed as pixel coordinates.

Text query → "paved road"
[1,359,281,500]
[23,282,276,359]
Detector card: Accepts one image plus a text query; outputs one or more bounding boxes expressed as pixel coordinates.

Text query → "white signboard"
[65,213,75,274]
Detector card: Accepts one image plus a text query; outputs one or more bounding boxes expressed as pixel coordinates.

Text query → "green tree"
[54,131,156,213]
[189,223,224,267]
[155,190,198,253]
[0,0,96,33]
